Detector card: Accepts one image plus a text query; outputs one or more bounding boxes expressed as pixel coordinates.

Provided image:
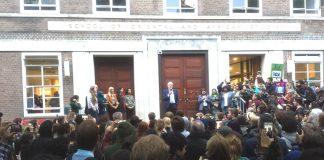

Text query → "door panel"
[94,57,134,94]
[161,54,207,117]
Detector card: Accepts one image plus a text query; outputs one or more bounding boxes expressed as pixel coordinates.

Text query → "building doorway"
[229,55,262,84]
[159,51,208,117]
[94,56,134,94]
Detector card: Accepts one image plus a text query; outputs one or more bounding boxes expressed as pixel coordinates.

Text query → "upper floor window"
[22,0,58,12]
[94,0,129,13]
[231,0,261,14]
[164,0,197,14]
[292,0,320,15]
[22,53,63,117]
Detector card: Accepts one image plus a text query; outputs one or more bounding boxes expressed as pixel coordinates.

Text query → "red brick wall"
[0,53,24,122]
[263,0,290,16]
[199,0,229,16]
[130,0,163,15]
[0,0,19,13]
[60,0,92,14]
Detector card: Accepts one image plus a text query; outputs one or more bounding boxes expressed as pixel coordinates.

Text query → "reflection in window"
[23,0,57,11]
[295,63,321,87]
[165,0,196,13]
[24,55,61,115]
[292,0,320,14]
[96,0,127,12]
[233,0,260,13]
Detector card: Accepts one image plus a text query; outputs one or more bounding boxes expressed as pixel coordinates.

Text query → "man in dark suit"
[163,81,179,115]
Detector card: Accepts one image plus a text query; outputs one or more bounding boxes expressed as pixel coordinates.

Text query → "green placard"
[271,64,284,79]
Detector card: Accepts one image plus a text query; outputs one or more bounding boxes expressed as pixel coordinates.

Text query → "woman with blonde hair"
[107,86,119,120]
[225,133,249,160]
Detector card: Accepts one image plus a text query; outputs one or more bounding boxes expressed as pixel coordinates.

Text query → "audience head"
[76,120,98,151]
[163,117,171,128]
[171,116,185,132]
[39,120,54,138]
[206,134,231,160]
[166,132,187,158]
[164,112,174,119]
[225,133,244,160]
[129,116,142,128]
[113,112,123,121]
[148,112,156,120]
[190,120,205,136]
[131,135,169,160]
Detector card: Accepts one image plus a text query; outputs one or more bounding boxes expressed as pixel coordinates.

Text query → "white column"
[72,52,95,113]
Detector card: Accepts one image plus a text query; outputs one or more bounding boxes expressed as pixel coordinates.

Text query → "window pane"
[34,88,43,108]
[25,0,39,4]
[247,9,259,13]
[44,66,58,75]
[181,8,195,13]
[27,77,42,85]
[27,87,33,97]
[97,0,109,5]
[167,9,180,13]
[293,0,304,8]
[295,72,307,80]
[44,76,59,86]
[230,63,241,75]
[41,0,55,4]
[27,98,34,108]
[295,63,307,71]
[112,8,127,12]
[306,10,318,14]
[293,9,305,13]
[113,0,126,6]
[233,0,245,8]
[26,66,41,76]
[97,7,111,11]
[182,0,195,8]
[166,0,180,7]
[248,0,258,7]
[44,88,60,97]
[308,72,320,80]
[308,63,320,71]
[24,6,40,10]
[308,81,321,87]
[306,0,316,9]
[25,56,58,65]
[46,98,60,107]
[233,9,246,13]
[41,6,56,10]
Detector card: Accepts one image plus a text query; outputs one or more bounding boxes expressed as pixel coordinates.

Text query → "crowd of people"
[0,75,324,160]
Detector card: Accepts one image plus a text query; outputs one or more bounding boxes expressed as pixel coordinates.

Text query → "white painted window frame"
[21,52,64,118]
[92,0,130,15]
[20,0,60,14]
[229,0,262,16]
[292,51,323,87]
[290,0,321,17]
[163,0,198,16]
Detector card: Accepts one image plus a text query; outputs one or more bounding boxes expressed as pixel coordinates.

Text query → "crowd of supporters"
[0,77,324,160]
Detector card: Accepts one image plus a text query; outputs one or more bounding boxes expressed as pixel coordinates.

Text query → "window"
[293,53,323,87]
[164,0,197,14]
[232,0,260,14]
[292,0,320,15]
[22,0,58,12]
[22,54,63,117]
[94,0,129,13]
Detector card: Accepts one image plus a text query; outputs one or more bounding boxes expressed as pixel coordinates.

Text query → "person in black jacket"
[185,120,207,160]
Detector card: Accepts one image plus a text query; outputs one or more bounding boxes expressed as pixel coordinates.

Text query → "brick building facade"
[0,0,323,121]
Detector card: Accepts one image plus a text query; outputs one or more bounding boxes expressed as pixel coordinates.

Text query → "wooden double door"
[94,56,134,94]
[160,53,207,117]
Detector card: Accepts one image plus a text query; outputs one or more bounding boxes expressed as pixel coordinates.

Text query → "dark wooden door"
[94,57,134,94]
[160,54,207,117]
